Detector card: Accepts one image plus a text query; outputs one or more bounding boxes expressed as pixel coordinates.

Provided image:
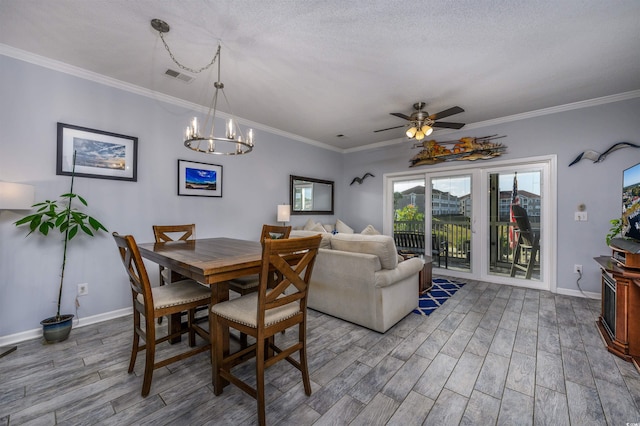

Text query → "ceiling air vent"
[164,68,193,83]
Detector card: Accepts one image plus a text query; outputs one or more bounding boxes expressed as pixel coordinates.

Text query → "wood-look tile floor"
[2,277,640,425]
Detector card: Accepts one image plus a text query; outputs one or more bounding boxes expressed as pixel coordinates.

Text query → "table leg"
[210,281,230,389]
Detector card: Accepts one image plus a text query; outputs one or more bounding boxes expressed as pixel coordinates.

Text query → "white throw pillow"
[335,219,354,234]
[360,224,381,235]
[322,223,335,233]
[309,222,326,232]
[303,218,317,230]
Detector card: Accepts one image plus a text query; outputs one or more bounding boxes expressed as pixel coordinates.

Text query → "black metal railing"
[393,219,538,272]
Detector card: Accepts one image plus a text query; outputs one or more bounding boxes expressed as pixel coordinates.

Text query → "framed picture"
[56,122,138,181]
[178,160,223,197]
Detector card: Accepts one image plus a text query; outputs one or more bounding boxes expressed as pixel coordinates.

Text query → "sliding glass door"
[385,156,555,291]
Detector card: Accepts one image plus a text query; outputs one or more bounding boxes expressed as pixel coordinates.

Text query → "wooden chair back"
[257,235,321,323]
[259,224,292,242]
[153,224,196,243]
[113,232,154,317]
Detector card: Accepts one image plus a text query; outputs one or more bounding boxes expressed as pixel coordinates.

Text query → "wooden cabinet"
[594,256,640,371]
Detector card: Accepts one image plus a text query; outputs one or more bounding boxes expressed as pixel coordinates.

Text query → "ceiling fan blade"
[390,112,411,120]
[374,124,406,133]
[432,121,465,129]
[429,106,464,120]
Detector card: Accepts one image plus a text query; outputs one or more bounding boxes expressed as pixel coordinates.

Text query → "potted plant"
[606,217,622,246]
[14,152,107,343]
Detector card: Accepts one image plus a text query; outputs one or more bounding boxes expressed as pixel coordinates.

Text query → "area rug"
[413,278,466,316]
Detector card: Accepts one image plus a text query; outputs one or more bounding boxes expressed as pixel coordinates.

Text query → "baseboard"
[0,307,132,346]
[555,287,601,300]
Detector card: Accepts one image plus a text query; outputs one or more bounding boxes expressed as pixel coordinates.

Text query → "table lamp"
[277,204,291,226]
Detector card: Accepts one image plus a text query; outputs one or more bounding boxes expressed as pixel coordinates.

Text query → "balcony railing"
[393,219,534,271]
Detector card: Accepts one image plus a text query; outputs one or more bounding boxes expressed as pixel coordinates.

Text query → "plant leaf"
[39,222,50,235]
[68,225,78,240]
[14,214,37,226]
[88,217,108,232]
[80,223,94,236]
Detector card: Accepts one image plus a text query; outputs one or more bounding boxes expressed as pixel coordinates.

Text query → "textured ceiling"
[1,0,639,151]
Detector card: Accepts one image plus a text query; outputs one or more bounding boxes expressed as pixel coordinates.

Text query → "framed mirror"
[290,175,334,215]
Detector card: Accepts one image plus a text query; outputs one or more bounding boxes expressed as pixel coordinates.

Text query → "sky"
[394,171,541,196]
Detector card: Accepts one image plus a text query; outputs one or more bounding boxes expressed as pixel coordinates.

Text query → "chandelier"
[151,19,254,155]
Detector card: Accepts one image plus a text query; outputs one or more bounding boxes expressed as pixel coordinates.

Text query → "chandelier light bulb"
[406,127,417,138]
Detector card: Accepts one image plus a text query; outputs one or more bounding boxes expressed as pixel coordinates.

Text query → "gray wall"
[340,97,640,295]
[0,55,341,338]
[2,53,640,341]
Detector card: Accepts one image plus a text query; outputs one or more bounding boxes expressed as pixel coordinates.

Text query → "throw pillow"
[303,218,317,230]
[309,222,326,233]
[322,223,335,233]
[360,224,381,235]
[335,219,354,234]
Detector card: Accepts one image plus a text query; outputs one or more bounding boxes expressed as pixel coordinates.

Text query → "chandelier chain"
[158,31,219,74]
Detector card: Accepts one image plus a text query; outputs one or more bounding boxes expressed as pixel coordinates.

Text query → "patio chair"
[509,205,540,279]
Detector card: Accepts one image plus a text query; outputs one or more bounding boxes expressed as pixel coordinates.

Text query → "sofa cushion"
[335,219,354,234]
[330,233,398,270]
[290,229,332,249]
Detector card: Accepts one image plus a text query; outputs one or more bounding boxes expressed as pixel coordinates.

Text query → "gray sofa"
[290,230,424,333]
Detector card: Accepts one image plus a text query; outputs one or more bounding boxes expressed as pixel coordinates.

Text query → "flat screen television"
[622,162,640,242]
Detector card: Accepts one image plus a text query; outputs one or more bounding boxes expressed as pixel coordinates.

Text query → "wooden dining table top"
[137,237,263,285]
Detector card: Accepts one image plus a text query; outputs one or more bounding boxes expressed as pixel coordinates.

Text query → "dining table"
[137,237,263,347]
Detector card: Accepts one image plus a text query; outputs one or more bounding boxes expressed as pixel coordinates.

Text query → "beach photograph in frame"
[178,160,223,197]
[56,122,138,181]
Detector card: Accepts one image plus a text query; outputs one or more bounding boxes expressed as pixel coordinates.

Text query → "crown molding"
[3,44,638,155]
[0,44,342,153]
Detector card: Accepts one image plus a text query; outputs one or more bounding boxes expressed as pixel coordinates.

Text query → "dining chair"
[152,224,196,286]
[211,234,321,426]
[227,224,292,296]
[112,232,211,397]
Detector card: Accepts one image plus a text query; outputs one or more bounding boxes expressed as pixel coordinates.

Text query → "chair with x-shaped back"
[112,232,210,397]
[211,234,321,426]
[227,224,292,296]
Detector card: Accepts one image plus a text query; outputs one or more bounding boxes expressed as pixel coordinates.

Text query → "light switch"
[575,211,588,221]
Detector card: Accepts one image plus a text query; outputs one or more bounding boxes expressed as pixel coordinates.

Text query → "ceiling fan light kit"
[376,101,465,141]
[151,19,254,156]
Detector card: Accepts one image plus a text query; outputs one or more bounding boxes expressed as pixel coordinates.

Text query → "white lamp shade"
[277,204,291,223]
[0,182,35,210]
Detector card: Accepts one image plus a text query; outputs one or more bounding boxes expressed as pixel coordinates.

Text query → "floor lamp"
[0,181,35,358]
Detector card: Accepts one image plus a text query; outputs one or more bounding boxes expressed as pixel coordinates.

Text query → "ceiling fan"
[374,102,465,140]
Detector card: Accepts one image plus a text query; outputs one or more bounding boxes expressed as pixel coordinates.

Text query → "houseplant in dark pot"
[14,152,107,343]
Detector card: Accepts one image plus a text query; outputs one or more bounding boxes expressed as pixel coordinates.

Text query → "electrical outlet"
[574,264,582,274]
[77,283,88,296]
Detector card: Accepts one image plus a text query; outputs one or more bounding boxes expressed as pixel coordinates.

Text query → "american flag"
[509,172,520,249]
